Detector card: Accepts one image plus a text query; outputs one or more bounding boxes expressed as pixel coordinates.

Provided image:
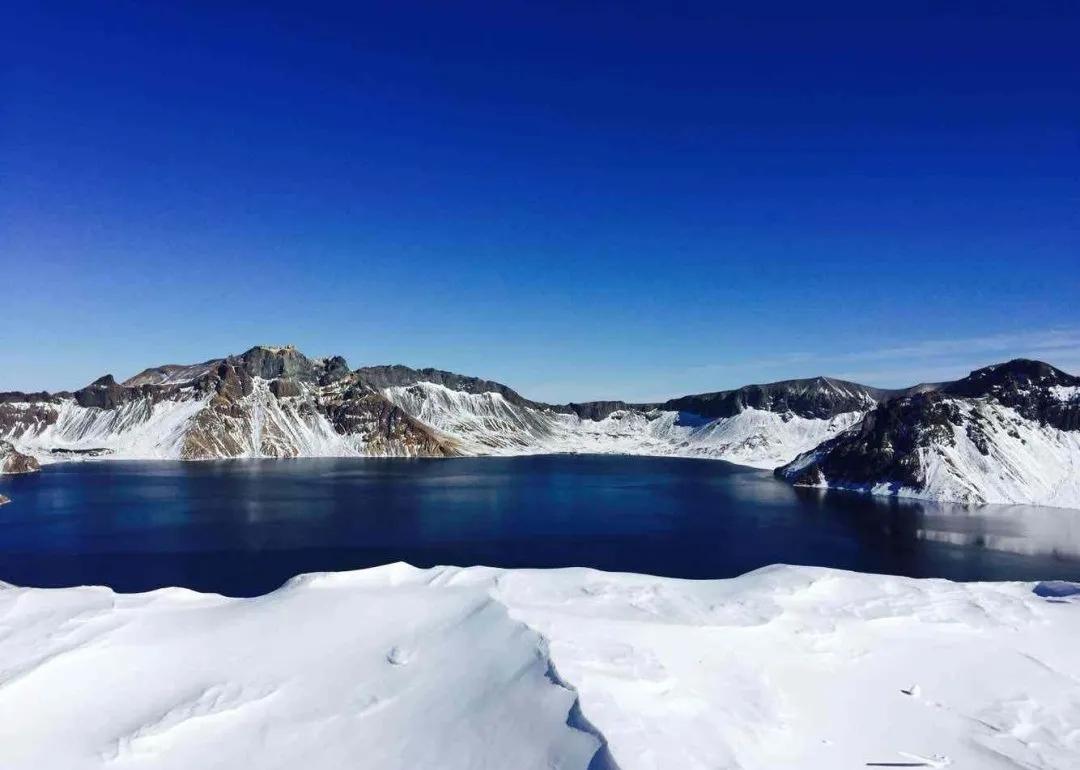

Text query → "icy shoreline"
[2,563,1079,769]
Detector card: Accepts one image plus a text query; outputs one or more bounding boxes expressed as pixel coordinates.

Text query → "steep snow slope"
[2,562,1079,769]
[7,395,211,460]
[779,361,1080,509]
[784,399,1080,507]
[384,381,864,468]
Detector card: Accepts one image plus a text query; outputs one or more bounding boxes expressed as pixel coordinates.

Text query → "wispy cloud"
[682,327,1080,389]
[514,328,1080,402]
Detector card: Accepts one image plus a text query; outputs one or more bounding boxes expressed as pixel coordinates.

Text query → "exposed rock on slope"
[662,376,888,419]
[0,440,39,474]
[777,360,1080,507]
[1,347,454,462]
[380,378,870,468]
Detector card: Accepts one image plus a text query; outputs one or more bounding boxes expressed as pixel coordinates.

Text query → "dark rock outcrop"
[776,359,1080,495]
[0,390,66,404]
[942,359,1080,431]
[315,356,351,385]
[270,378,302,398]
[776,391,961,490]
[235,345,315,382]
[664,377,891,420]
[74,375,128,409]
[562,401,637,420]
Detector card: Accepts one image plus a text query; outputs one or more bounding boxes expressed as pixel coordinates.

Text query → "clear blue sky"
[2,2,1077,401]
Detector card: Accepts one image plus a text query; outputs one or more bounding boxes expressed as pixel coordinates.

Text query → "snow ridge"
[2,562,1079,769]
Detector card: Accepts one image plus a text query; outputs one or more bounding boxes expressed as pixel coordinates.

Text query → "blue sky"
[2,2,1077,401]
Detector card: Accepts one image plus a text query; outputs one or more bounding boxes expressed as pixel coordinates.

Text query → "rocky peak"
[234,345,316,382]
[944,359,1080,431]
[75,374,130,409]
[945,359,1078,398]
[313,355,351,385]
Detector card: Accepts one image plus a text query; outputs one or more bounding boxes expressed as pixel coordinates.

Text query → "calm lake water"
[2,456,1080,596]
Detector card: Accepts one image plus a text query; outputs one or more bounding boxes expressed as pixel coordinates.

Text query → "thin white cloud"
[683,327,1080,388]
[443,328,1080,402]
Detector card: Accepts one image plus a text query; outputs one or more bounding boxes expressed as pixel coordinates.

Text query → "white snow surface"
[1049,385,1080,402]
[384,382,863,469]
[2,562,1079,769]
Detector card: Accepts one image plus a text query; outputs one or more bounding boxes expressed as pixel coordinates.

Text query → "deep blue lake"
[2,456,1080,596]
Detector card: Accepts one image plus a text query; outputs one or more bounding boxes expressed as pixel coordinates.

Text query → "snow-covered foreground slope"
[3,563,1080,770]
[385,382,863,468]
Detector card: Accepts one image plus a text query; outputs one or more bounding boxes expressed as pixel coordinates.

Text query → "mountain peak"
[946,358,1078,399]
[234,345,316,381]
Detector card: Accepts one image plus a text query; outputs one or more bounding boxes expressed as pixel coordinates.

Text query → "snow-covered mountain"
[778,360,1080,508]
[0,346,453,466]
[4,347,1078,509]
[0,346,881,471]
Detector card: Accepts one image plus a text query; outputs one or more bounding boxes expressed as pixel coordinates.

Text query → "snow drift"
[1,562,1078,769]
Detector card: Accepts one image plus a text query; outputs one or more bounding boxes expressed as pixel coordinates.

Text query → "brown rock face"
[0,441,40,474]
[323,383,458,457]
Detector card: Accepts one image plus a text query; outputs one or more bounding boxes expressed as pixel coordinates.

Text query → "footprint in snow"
[386,646,410,666]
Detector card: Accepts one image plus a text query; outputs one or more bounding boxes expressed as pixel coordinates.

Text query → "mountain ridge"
[2,347,1077,509]
[777,359,1080,507]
